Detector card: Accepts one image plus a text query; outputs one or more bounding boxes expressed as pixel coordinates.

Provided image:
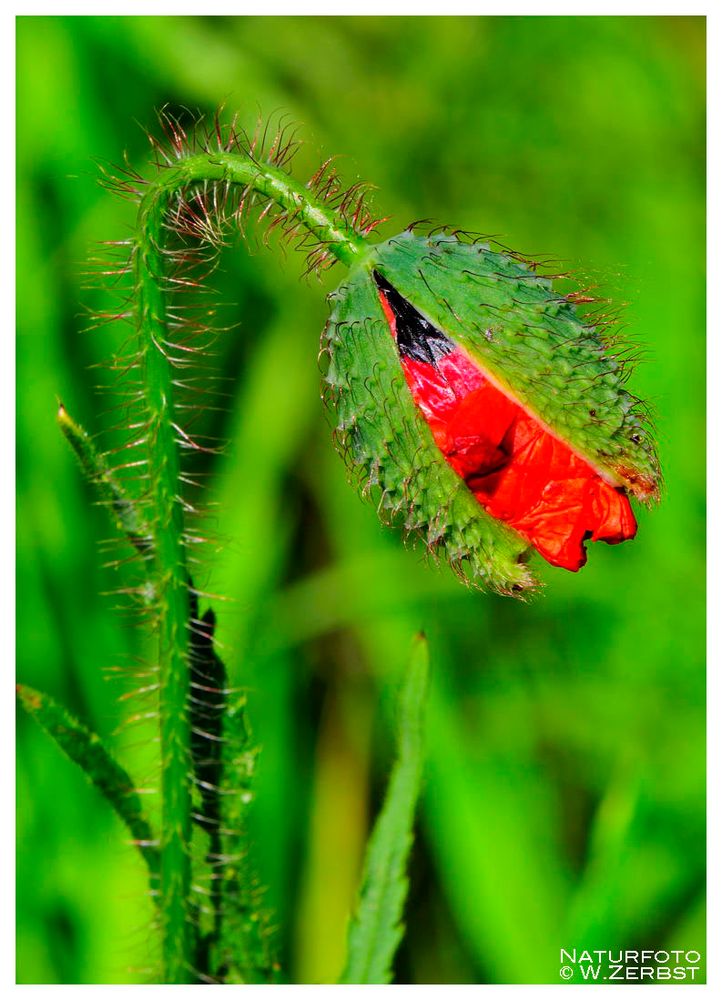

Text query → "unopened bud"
[323,231,660,594]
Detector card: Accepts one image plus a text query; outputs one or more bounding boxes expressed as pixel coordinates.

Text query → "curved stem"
[147,151,369,267]
[134,150,370,982]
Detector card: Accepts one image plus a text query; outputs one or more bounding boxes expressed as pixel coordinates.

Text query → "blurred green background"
[16,15,705,985]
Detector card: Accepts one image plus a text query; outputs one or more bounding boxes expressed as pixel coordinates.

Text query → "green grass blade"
[340,634,430,985]
[17,684,160,884]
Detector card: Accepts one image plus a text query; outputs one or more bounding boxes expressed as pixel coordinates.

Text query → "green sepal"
[323,256,537,595]
[371,231,660,500]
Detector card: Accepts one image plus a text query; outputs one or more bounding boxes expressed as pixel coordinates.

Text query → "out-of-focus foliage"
[16,15,704,985]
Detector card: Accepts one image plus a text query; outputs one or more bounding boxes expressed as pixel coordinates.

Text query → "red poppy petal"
[379,285,637,571]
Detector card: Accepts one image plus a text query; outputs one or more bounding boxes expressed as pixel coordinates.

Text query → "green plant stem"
[133,150,369,983]
[145,152,369,266]
[135,191,191,982]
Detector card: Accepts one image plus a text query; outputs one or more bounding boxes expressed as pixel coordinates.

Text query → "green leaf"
[17,684,159,884]
[340,633,430,985]
[210,694,279,984]
[57,403,154,559]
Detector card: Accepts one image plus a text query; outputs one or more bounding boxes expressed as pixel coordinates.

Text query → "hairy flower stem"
[133,151,369,982]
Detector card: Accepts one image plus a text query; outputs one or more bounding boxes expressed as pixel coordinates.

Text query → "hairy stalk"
[136,191,192,982]
[141,153,369,265]
[133,146,371,982]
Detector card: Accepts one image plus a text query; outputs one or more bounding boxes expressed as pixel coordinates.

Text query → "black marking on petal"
[373,270,455,366]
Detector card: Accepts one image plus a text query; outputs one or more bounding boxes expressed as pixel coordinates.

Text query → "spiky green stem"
[133,151,370,983]
[145,152,368,267]
[135,188,191,983]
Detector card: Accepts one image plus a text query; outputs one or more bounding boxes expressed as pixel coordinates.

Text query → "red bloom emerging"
[376,274,636,571]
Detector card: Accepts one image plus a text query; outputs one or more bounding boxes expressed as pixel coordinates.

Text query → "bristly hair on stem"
[51,400,278,984]
[97,107,383,277]
[91,107,383,982]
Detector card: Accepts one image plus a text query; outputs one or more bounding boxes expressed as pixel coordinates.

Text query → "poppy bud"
[322,230,660,594]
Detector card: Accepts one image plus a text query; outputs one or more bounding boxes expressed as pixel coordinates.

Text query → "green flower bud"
[322,230,660,595]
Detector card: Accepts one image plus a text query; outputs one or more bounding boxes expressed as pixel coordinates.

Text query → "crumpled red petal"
[379,288,637,571]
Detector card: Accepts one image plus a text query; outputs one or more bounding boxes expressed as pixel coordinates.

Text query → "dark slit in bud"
[373,270,455,366]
